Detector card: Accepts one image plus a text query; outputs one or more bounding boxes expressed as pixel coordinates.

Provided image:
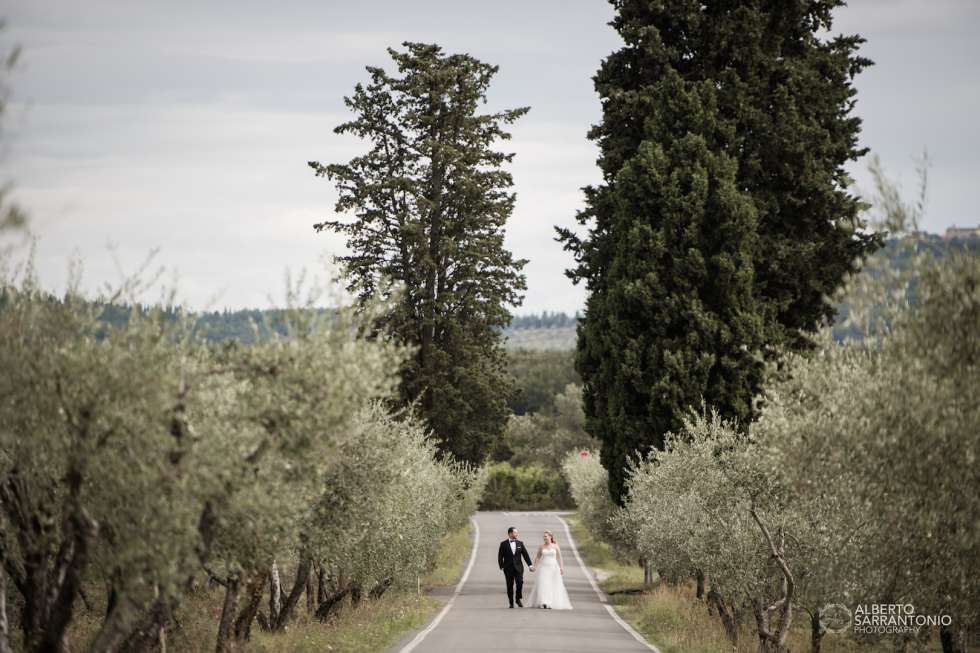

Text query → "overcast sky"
[3,0,978,314]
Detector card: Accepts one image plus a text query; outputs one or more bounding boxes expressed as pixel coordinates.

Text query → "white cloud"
[3,0,977,316]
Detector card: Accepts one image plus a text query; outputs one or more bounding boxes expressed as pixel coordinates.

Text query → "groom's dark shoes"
[516,599,523,607]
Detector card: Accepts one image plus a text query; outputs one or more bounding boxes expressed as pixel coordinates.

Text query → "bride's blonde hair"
[544,530,557,545]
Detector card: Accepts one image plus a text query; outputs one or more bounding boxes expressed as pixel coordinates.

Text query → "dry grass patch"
[244,594,439,653]
[565,512,944,653]
[63,522,473,653]
[617,582,941,653]
[563,512,642,594]
[615,583,732,653]
[423,521,474,588]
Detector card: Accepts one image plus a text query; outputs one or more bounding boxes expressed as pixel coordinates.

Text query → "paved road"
[393,511,658,653]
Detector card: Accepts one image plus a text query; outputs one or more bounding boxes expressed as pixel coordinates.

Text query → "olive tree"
[307,404,486,621]
[0,261,409,653]
[624,413,802,650]
[561,451,616,540]
[0,267,213,653]
[759,157,977,652]
[798,255,977,652]
[201,291,409,650]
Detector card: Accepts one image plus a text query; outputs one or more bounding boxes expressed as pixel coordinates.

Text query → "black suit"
[498,538,533,606]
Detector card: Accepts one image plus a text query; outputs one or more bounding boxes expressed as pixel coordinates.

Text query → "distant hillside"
[89,304,331,345]
[508,311,579,330]
[78,233,976,350]
[505,233,980,351]
[503,325,578,351]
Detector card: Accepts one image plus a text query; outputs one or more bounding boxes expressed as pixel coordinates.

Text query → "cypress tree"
[311,43,528,463]
[559,1,880,501]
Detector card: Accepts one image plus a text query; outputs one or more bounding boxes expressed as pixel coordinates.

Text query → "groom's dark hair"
[507,526,516,535]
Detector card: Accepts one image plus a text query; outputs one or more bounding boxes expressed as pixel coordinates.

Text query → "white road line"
[557,515,663,653]
[398,516,480,653]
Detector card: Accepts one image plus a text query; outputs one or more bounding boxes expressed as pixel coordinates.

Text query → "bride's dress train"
[528,548,572,609]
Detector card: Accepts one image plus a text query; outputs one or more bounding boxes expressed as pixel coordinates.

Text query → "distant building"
[943,226,980,240]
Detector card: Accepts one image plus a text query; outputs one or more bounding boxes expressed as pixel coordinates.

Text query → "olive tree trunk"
[0,567,12,653]
[639,558,654,588]
[269,560,282,625]
[810,609,822,653]
[940,624,967,653]
[707,588,738,644]
[1,470,97,653]
[271,553,312,631]
[749,509,794,653]
[214,576,240,653]
[233,570,268,642]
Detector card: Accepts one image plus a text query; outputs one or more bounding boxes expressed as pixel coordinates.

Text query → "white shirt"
[509,539,517,555]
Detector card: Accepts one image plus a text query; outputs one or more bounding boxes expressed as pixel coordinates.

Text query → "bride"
[528,530,573,609]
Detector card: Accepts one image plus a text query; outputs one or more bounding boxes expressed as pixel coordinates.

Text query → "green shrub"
[495,384,599,467]
[479,462,573,510]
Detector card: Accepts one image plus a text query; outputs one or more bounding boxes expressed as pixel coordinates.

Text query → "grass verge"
[66,521,475,653]
[244,593,440,653]
[564,513,937,653]
[422,521,474,589]
[246,521,475,653]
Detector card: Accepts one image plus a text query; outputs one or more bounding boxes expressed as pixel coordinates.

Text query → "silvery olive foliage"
[839,153,931,342]
[623,412,804,651]
[202,282,407,584]
[0,260,232,652]
[609,252,978,653]
[830,255,977,644]
[561,451,631,558]
[625,414,753,590]
[312,403,486,593]
[0,254,485,653]
[752,338,881,634]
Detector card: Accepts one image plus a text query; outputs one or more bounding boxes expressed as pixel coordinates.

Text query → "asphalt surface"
[391,511,658,653]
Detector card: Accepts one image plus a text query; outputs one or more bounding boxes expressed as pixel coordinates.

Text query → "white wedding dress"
[528,547,572,609]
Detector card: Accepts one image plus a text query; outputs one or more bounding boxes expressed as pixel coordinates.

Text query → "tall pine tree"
[559,1,880,501]
[311,43,528,464]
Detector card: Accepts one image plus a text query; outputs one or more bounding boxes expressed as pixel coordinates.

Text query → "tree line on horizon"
[79,232,980,349]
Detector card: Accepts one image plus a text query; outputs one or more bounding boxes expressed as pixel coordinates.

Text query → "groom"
[498,526,533,608]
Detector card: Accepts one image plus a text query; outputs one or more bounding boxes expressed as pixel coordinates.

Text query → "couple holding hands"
[497,526,572,610]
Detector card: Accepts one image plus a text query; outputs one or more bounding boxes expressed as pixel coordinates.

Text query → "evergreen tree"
[311,42,528,463]
[559,1,880,501]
